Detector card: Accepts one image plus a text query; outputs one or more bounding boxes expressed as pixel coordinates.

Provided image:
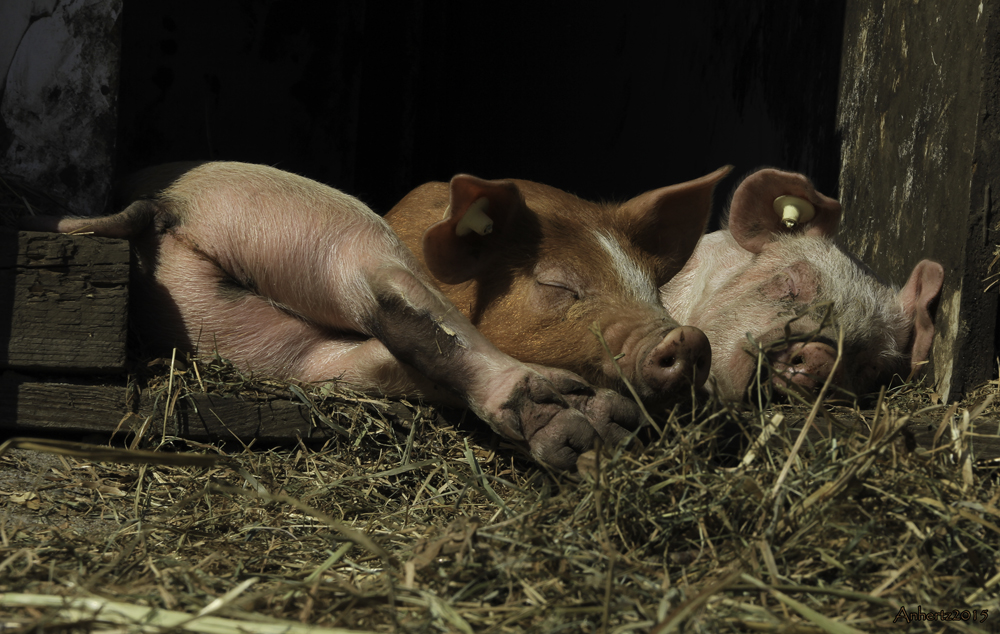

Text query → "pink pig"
[20,161,644,470]
[660,168,944,401]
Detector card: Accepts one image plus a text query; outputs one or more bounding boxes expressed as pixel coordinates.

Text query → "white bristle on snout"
[773,195,815,229]
[455,198,494,236]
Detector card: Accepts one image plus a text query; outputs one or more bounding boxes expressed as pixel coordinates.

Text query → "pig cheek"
[537,300,610,386]
[760,261,819,304]
[707,301,795,399]
[850,354,906,397]
[718,342,761,400]
[478,285,600,383]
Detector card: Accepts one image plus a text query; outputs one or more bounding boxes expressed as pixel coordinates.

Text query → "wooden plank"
[0,373,334,443]
[780,407,1000,463]
[837,0,999,400]
[0,372,142,435]
[174,393,337,442]
[904,415,1000,464]
[5,371,999,462]
[0,229,129,373]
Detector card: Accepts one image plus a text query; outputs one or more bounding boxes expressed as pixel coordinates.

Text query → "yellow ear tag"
[773,195,815,229]
[455,197,494,236]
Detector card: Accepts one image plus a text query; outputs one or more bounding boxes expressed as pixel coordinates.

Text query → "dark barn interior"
[116,1,847,225]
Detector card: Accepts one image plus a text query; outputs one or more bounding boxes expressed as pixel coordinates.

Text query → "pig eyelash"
[537,280,581,301]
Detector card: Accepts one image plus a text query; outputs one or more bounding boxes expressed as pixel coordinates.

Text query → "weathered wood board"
[837,0,1000,401]
[174,392,334,442]
[0,372,339,442]
[0,229,129,373]
[0,372,140,435]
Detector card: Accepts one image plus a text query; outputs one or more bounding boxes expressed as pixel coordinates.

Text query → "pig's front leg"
[362,265,641,469]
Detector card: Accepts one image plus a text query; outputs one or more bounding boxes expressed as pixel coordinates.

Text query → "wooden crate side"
[0,372,331,443]
[0,373,140,435]
[0,230,129,373]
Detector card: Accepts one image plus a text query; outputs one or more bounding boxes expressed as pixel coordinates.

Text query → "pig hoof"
[561,388,642,449]
[514,367,643,469]
[528,409,604,470]
[493,369,644,470]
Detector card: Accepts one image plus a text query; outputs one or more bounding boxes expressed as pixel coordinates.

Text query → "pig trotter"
[496,373,593,470]
[510,367,643,469]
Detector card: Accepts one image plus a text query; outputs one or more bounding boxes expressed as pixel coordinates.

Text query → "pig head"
[660,168,944,401]
[385,168,731,407]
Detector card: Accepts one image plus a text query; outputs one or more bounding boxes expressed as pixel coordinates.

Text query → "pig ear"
[422,174,525,284]
[898,259,944,372]
[619,165,732,280]
[727,168,842,254]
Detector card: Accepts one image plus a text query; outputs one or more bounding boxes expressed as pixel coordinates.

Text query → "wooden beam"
[0,229,129,373]
[4,370,999,461]
[0,372,346,443]
[837,0,1000,400]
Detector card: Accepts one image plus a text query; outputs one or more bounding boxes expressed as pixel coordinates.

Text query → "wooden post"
[837,0,999,401]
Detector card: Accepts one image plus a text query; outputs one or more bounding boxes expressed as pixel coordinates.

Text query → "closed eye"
[537,280,581,301]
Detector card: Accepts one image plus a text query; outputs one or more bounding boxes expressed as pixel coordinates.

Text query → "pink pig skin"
[385,168,731,407]
[660,168,944,401]
[20,161,644,471]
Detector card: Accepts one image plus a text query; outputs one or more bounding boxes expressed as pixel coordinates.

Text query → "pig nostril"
[792,354,805,365]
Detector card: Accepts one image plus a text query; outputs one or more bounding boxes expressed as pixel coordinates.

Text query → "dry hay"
[1,348,999,634]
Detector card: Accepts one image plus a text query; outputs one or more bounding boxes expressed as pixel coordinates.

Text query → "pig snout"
[770,341,838,392]
[638,326,712,396]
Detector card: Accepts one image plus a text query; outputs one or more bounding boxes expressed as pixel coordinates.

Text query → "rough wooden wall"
[837,0,999,400]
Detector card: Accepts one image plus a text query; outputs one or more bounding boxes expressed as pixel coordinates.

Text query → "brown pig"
[19,161,644,470]
[384,168,732,407]
[660,168,944,401]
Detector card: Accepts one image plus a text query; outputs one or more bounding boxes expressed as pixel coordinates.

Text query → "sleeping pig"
[19,161,645,470]
[660,168,944,401]
[385,167,732,407]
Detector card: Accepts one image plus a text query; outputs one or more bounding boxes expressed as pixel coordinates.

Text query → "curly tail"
[19,200,160,239]
[18,161,207,238]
